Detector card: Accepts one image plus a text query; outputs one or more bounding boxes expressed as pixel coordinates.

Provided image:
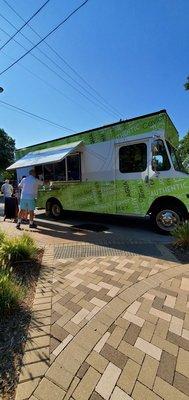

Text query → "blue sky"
[0,0,188,149]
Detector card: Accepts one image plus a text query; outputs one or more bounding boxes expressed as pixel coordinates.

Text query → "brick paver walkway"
[14,247,189,400]
[1,213,188,400]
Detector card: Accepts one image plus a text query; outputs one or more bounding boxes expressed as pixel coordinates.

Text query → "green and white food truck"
[7,109,189,234]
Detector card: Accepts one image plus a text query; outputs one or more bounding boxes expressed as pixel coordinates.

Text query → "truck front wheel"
[151,206,184,234]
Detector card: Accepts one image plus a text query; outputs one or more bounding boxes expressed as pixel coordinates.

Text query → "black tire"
[150,206,184,235]
[46,200,63,219]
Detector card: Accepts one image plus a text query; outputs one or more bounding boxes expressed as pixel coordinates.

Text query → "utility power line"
[2,0,122,118]
[1,48,98,119]
[0,13,120,119]
[0,0,50,51]
[0,0,89,77]
[0,99,75,131]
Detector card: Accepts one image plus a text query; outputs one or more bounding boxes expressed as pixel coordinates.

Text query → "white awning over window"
[7,141,83,170]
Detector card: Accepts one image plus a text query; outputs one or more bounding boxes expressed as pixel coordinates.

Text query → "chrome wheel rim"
[156,209,180,232]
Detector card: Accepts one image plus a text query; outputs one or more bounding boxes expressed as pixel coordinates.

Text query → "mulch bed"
[166,244,189,264]
[0,251,43,400]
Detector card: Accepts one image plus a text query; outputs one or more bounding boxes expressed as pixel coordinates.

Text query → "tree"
[178,132,189,160]
[184,76,189,90]
[0,128,15,174]
[3,170,16,181]
[177,132,189,170]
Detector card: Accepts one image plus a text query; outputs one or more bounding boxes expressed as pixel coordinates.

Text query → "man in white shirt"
[1,179,13,198]
[1,179,14,221]
[16,169,43,229]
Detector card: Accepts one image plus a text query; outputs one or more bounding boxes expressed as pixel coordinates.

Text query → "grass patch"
[0,233,38,266]
[0,268,25,317]
[171,221,189,249]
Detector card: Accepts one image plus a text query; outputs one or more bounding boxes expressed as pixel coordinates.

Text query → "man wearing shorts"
[16,169,43,229]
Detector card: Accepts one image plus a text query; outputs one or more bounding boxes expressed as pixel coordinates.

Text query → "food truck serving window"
[67,154,81,181]
[54,159,66,181]
[35,153,81,182]
[44,164,54,181]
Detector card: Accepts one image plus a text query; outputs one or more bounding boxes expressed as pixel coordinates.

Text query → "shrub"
[0,228,6,243]
[0,268,25,316]
[171,221,189,249]
[0,234,38,266]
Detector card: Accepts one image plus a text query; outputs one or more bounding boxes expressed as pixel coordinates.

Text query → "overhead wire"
[0,15,120,119]
[1,47,98,119]
[0,22,119,119]
[0,99,75,131]
[0,0,90,77]
[2,0,123,118]
[0,0,50,51]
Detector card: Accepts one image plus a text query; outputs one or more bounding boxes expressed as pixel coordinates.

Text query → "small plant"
[0,228,6,243]
[0,234,38,266]
[171,221,189,249]
[0,268,25,316]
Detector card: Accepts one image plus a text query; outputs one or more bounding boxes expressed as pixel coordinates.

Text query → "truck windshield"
[166,141,188,173]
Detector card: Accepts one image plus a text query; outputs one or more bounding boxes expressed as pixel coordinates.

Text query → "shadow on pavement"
[0,204,176,262]
[37,210,154,232]
[34,211,175,263]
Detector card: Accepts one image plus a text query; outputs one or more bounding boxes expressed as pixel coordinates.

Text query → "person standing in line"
[18,176,28,223]
[1,179,14,221]
[1,179,13,198]
[16,169,43,229]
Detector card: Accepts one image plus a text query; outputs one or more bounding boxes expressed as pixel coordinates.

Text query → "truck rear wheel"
[151,206,183,234]
[46,199,63,219]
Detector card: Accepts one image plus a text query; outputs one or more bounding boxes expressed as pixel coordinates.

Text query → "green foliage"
[177,132,189,168]
[171,221,189,249]
[0,229,6,243]
[184,76,189,90]
[0,268,25,316]
[2,170,16,181]
[0,234,38,265]
[0,232,38,316]
[0,128,15,174]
